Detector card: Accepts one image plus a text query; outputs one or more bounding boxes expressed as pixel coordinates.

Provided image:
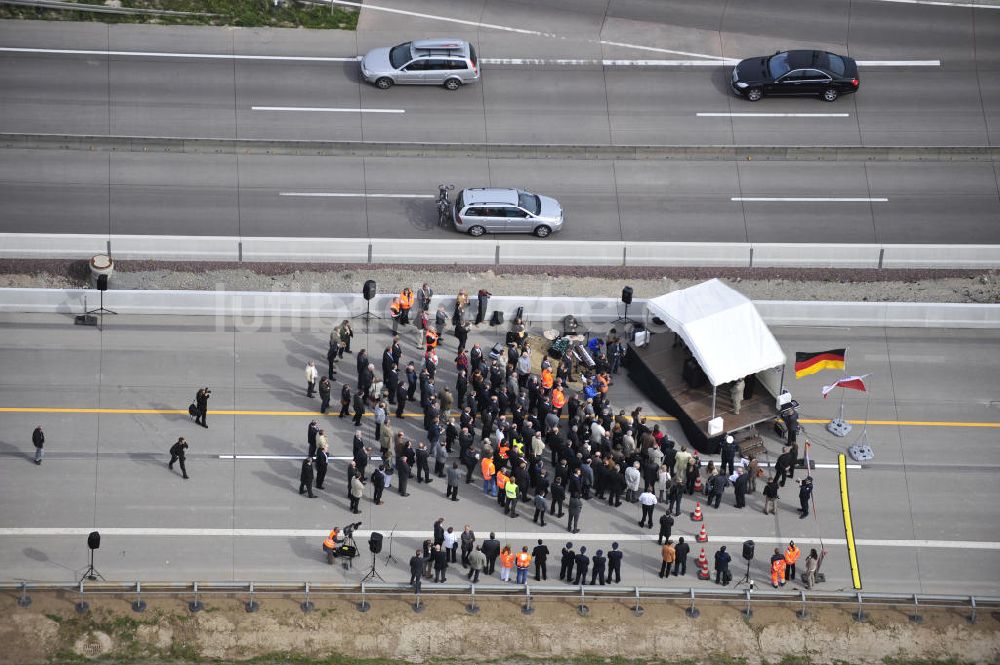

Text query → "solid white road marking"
[252,106,404,114]
[733,197,890,202]
[217,454,858,470]
[866,0,1000,9]
[0,46,359,61]
[0,48,941,69]
[1,527,995,549]
[278,192,434,198]
[697,113,850,118]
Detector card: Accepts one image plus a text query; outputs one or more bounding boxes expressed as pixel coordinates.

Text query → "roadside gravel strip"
[4,134,1000,161]
[2,259,998,304]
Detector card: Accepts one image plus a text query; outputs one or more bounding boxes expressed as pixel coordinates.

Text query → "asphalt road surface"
[0,313,997,594]
[1,1,999,244]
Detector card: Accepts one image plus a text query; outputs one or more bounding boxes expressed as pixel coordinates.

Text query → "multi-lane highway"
[0,313,997,593]
[1,0,999,245]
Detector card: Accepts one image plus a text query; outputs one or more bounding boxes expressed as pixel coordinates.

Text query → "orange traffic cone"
[693,474,703,493]
[690,502,703,522]
[697,523,708,543]
[697,548,710,580]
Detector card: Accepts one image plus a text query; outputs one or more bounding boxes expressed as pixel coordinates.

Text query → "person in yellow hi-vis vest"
[505,476,520,518]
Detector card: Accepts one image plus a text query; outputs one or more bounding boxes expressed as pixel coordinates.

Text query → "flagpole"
[827,346,852,437]
[848,373,875,462]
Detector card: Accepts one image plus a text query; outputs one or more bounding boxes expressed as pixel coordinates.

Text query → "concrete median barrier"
[370,238,496,265]
[625,242,751,267]
[0,233,108,259]
[752,243,881,269]
[881,245,1000,269]
[498,240,625,266]
[109,235,239,262]
[241,237,369,263]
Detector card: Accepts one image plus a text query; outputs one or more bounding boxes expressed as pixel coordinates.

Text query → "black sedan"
[731,50,859,102]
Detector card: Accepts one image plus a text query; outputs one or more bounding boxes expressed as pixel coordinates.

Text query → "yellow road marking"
[839,453,863,590]
[0,407,998,428]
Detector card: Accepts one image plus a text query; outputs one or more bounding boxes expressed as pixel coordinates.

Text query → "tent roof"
[646,279,786,386]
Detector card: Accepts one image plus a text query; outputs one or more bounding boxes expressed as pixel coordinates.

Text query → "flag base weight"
[848,444,874,462]
[827,418,852,437]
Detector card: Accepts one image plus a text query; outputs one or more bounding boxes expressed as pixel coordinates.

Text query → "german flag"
[794,349,846,378]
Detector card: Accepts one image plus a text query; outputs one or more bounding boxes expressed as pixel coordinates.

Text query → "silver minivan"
[360,38,480,90]
[452,188,564,238]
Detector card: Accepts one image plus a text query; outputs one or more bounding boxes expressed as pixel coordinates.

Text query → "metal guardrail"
[5,581,998,623]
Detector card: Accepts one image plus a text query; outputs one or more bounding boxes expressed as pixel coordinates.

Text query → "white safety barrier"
[2,234,999,269]
[0,289,997,329]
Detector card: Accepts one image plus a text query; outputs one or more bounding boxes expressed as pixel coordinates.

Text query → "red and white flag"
[822,375,868,398]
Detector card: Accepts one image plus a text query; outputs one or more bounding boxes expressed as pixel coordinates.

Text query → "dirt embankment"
[2,591,997,665]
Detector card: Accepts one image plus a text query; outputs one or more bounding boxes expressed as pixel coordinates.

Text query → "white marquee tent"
[645,279,786,387]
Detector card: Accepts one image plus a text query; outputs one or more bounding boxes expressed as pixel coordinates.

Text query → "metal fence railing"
[4,581,997,624]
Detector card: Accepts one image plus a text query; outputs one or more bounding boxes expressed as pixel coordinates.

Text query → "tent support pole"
[711,386,716,419]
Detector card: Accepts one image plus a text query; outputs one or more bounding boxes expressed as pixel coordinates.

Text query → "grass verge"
[0,0,359,29]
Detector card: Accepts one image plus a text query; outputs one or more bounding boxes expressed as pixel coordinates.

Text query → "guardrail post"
[412,585,423,614]
[522,585,534,615]
[75,580,89,614]
[245,582,259,613]
[16,582,31,608]
[465,584,478,615]
[908,594,922,624]
[357,582,370,613]
[968,596,977,624]
[131,581,147,613]
[742,589,752,620]
[188,582,204,613]
[852,592,867,622]
[685,588,700,619]
[577,584,589,617]
[632,586,644,617]
[301,582,314,613]
[796,590,808,620]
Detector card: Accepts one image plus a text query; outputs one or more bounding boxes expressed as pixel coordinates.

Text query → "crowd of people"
[184,282,819,588]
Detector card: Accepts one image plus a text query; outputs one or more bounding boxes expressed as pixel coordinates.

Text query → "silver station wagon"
[360,38,480,90]
[452,188,564,238]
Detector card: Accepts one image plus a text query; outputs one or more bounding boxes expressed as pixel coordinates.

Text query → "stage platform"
[627,333,776,454]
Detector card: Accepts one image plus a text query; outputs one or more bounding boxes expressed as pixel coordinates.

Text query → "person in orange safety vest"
[499,545,515,582]
[540,367,554,390]
[515,546,533,584]
[551,387,566,414]
[495,468,509,509]
[481,456,496,496]
[398,287,415,325]
[784,540,801,581]
[770,547,787,587]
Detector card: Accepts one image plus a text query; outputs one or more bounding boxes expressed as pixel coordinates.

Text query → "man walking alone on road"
[32,425,44,465]
[168,437,189,479]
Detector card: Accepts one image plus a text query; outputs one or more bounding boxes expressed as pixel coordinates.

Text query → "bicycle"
[436,184,455,228]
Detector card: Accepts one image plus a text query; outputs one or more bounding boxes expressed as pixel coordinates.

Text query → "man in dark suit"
[573,546,590,585]
[299,457,316,498]
[314,445,328,489]
[590,549,607,585]
[559,542,575,582]
[481,532,501,574]
[607,542,623,583]
[396,457,411,496]
[168,437,189,479]
[532,539,549,581]
[307,420,319,457]
[409,549,424,592]
[371,465,385,505]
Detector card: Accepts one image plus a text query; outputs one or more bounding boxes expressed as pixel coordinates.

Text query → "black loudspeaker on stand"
[88,274,117,317]
[354,279,382,324]
[361,532,385,583]
[79,531,105,583]
[613,285,638,326]
[735,539,754,590]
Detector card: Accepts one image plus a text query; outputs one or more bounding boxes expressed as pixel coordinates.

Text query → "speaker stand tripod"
[86,289,117,317]
[360,551,385,583]
[384,523,398,566]
[79,549,104,584]
[612,301,638,326]
[733,559,753,590]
